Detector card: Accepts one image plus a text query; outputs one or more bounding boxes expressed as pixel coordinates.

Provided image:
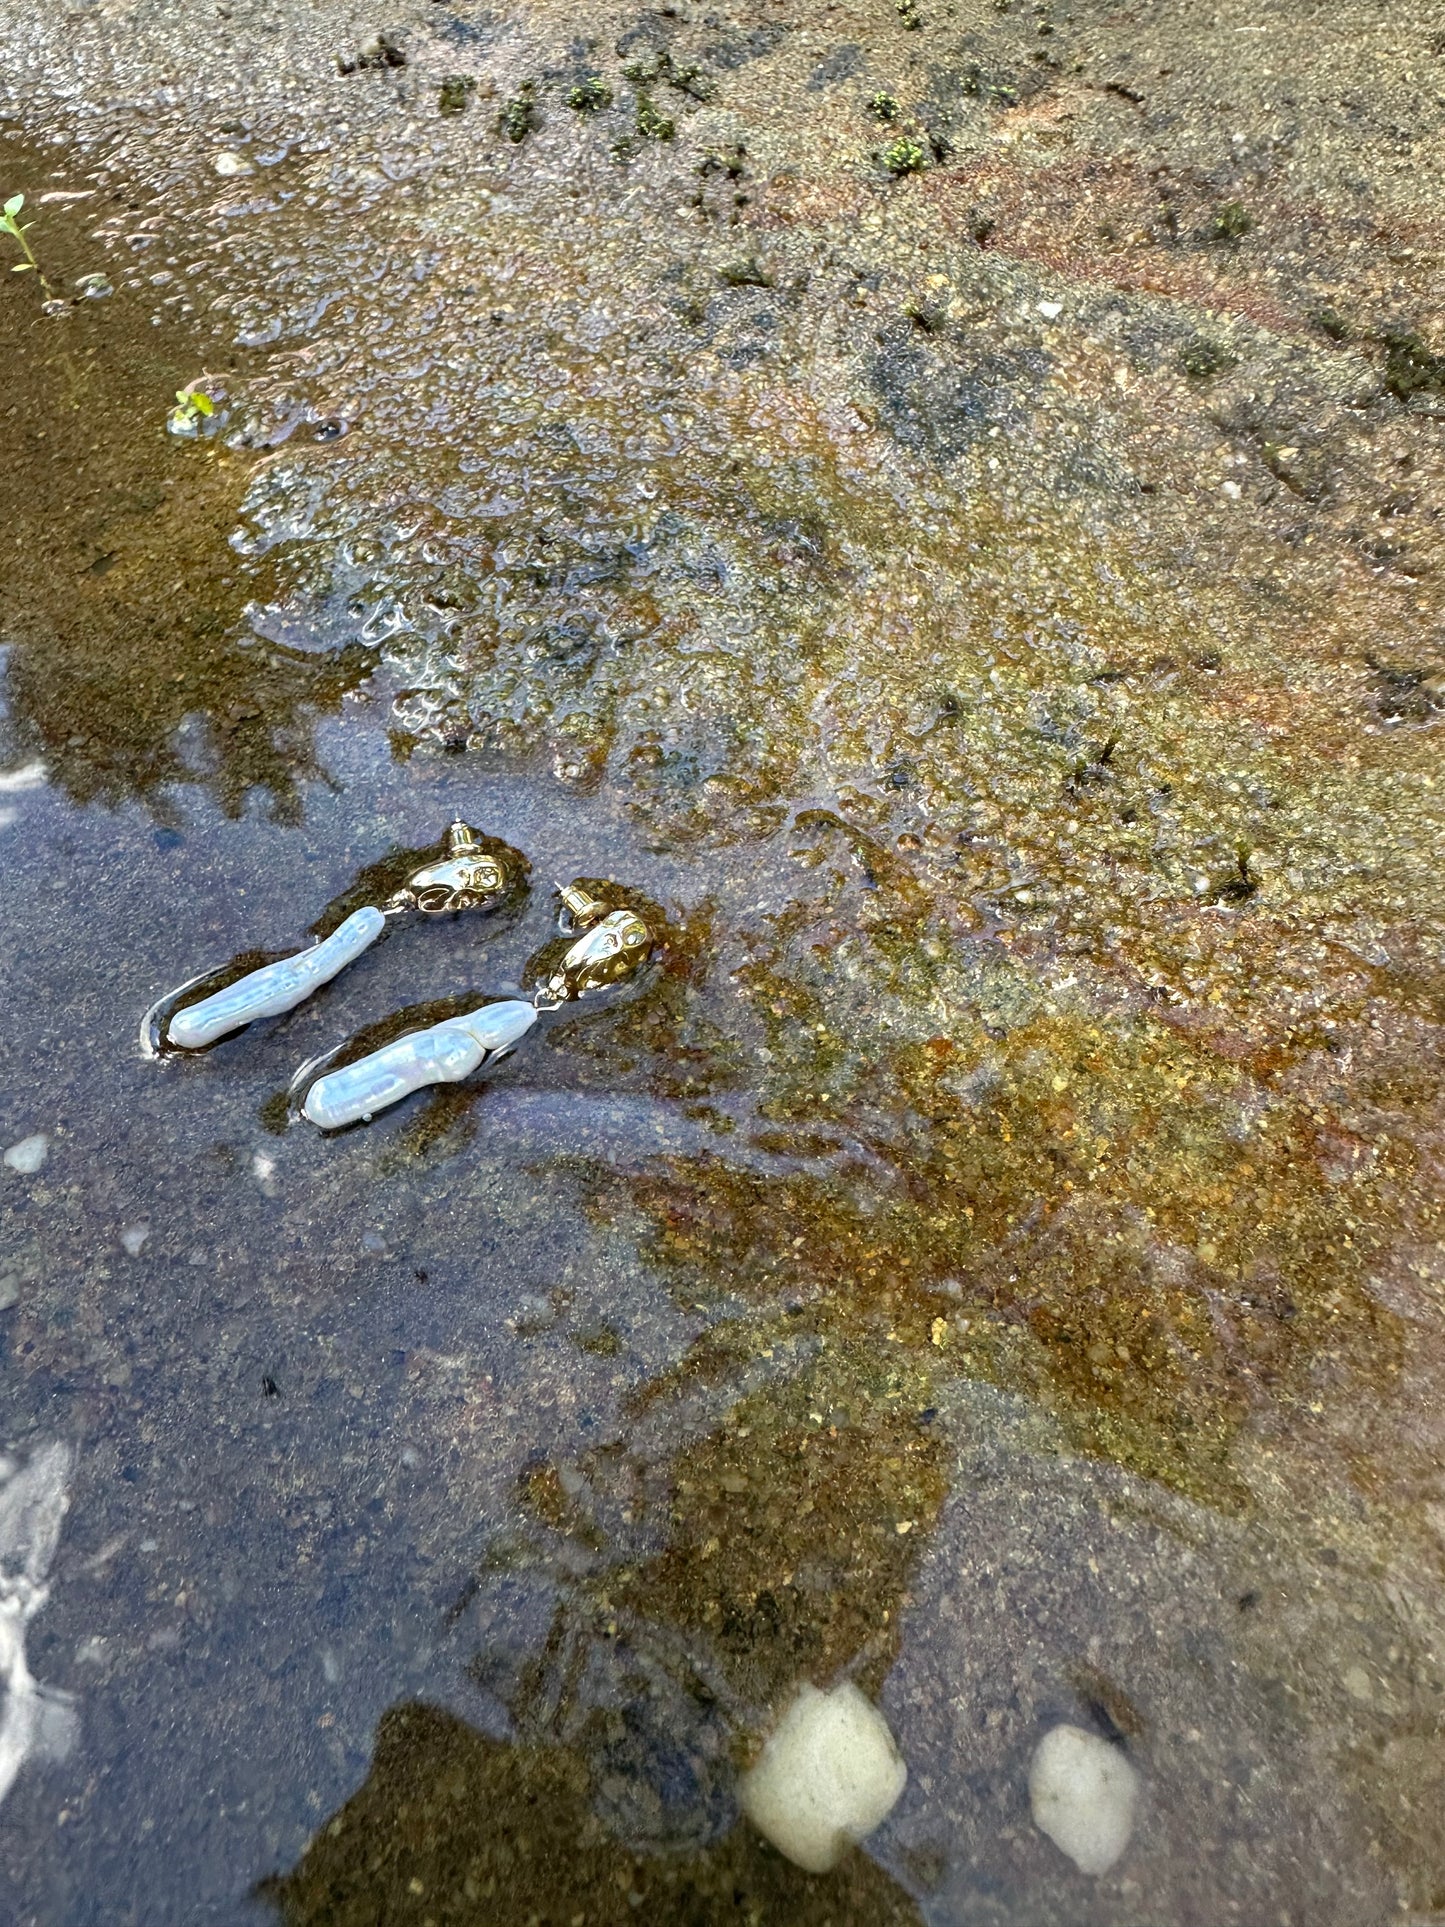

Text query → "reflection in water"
[263,1147,949,1914]
[0,134,374,821]
[260,1703,923,1926]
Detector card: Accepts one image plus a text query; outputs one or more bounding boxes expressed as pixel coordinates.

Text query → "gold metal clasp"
[557,881,610,930]
[388,821,511,915]
[537,881,654,1005]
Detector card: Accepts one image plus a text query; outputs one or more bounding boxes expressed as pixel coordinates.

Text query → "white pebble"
[0,760,48,793]
[1037,299,1063,319]
[1029,1723,1139,1876]
[212,150,253,177]
[120,1222,150,1258]
[4,1135,49,1175]
[739,1681,907,1873]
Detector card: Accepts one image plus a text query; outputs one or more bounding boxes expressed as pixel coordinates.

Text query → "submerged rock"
[3,1134,48,1175]
[740,1681,907,1873]
[0,1442,77,1810]
[1028,1722,1139,1876]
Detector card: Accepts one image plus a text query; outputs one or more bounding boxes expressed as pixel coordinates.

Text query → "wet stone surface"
[1,1,1444,1923]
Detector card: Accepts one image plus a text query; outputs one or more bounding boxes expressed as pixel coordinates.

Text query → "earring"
[299,881,656,1130]
[148,822,525,1053]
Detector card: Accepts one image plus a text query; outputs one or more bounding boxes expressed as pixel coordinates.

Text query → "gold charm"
[536,882,654,1007]
[148,820,524,1054]
[385,821,512,916]
[296,878,659,1128]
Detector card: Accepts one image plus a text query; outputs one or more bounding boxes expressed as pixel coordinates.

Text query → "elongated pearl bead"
[168,906,387,1050]
[303,999,538,1129]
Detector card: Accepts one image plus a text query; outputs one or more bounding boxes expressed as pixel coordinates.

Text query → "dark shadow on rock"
[258,1702,923,1927]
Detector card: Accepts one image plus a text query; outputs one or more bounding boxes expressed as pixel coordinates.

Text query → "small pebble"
[1342,1663,1373,1702]
[0,1275,18,1311]
[120,1222,151,1258]
[0,759,48,792]
[1037,299,1063,319]
[740,1681,908,1872]
[212,150,254,177]
[4,1134,49,1175]
[1029,1722,1139,1876]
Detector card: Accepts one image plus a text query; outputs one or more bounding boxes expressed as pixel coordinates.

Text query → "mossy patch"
[567,74,612,112]
[881,135,928,175]
[1203,199,1253,245]
[437,74,476,117]
[1179,337,1238,380]
[499,84,538,143]
[1381,329,1445,403]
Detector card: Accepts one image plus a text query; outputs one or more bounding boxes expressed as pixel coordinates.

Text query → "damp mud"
[1,2,1444,1923]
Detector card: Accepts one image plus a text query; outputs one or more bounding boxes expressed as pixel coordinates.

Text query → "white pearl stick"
[302,999,538,1129]
[168,906,387,1050]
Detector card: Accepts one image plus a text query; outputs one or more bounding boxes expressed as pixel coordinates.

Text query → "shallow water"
[2,6,1444,1922]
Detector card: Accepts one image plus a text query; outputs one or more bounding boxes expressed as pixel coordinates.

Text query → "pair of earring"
[145,821,657,1131]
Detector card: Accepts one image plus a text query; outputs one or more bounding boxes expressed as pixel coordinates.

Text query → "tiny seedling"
[567,75,612,112]
[881,136,928,176]
[499,84,538,143]
[168,386,215,436]
[1,194,41,276]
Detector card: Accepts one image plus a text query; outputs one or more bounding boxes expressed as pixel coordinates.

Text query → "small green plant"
[1205,199,1252,245]
[897,0,922,28]
[881,136,928,175]
[438,75,476,117]
[635,91,675,141]
[1312,306,1350,343]
[1178,337,1236,380]
[168,387,215,436]
[868,91,900,122]
[499,84,538,143]
[567,75,612,111]
[1,194,40,276]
